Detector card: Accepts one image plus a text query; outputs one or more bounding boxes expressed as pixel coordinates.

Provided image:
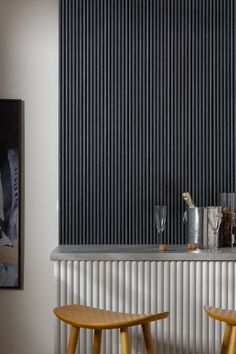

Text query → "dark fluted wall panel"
[60,0,236,244]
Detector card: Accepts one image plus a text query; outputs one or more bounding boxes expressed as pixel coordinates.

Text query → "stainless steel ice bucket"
[184,207,211,247]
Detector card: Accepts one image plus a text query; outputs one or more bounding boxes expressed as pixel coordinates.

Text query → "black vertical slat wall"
[60,0,236,245]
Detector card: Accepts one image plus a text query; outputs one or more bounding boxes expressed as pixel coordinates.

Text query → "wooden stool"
[54,304,169,354]
[204,305,236,354]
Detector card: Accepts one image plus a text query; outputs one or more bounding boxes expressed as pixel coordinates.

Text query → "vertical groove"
[60,0,236,245]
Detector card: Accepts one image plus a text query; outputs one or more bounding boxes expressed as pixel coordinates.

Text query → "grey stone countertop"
[51,245,236,261]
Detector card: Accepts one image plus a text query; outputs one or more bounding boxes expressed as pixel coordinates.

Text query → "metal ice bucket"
[184,207,213,247]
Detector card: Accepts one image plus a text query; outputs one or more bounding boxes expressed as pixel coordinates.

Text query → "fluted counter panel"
[53,258,236,354]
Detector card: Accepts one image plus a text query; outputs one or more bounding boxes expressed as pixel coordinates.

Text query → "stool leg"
[142,323,155,354]
[227,326,236,354]
[92,329,102,354]
[67,326,79,354]
[120,327,131,354]
[220,324,232,354]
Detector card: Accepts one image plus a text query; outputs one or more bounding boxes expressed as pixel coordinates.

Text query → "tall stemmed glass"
[208,206,222,252]
[154,206,167,246]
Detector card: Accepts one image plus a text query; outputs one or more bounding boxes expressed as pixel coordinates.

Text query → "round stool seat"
[205,305,236,354]
[54,304,169,354]
[205,305,236,326]
[54,304,169,329]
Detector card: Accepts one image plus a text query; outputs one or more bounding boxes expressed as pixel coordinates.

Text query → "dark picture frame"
[0,99,22,288]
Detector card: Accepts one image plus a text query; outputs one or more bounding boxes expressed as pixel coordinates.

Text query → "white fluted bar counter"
[51,246,236,354]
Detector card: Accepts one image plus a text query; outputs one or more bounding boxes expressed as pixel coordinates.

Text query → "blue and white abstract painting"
[0,100,21,288]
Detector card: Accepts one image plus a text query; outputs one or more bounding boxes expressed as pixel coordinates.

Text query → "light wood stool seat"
[205,305,236,354]
[54,304,169,354]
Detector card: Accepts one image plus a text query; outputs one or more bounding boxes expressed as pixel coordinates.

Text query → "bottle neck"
[182,192,196,208]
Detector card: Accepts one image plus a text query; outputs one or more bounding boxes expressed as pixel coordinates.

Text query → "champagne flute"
[207,206,222,252]
[154,205,167,247]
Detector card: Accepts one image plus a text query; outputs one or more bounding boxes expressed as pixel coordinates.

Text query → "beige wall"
[0,1,58,353]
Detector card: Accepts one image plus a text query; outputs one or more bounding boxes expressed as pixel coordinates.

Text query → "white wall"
[0,1,58,353]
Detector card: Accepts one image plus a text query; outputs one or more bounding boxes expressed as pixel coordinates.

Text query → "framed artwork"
[0,99,22,288]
